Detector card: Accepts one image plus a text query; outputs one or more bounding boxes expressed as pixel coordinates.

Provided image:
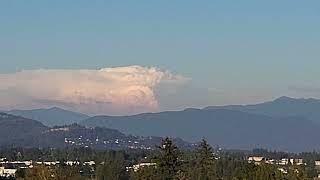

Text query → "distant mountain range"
[80,108,320,152]
[0,113,191,149]
[5,107,90,126]
[80,97,320,152]
[4,96,320,152]
[205,96,320,124]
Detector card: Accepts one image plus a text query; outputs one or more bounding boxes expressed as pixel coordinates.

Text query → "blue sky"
[0,1,320,113]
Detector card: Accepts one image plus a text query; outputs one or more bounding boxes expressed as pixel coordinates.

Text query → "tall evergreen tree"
[194,139,216,180]
[157,137,182,180]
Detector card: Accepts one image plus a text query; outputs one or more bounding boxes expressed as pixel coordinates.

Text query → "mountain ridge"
[0,112,192,149]
[80,107,319,152]
[204,96,320,123]
[3,96,320,151]
[5,107,90,127]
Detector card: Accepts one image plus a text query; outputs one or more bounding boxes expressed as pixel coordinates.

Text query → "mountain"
[0,113,47,147]
[80,108,320,152]
[40,124,192,150]
[205,96,320,123]
[5,96,320,151]
[6,107,90,127]
[0,113,191,149]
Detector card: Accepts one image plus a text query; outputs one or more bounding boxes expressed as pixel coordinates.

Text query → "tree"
[156,137,182,180]
[20,165,83,180]
[96,151,128,180]
[129,166,158,180]
[193,139,216,180]
[22,165,52,180]
[52,165,83,180]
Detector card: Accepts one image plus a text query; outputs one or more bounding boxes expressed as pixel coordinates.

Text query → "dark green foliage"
[96,151,129,180]
[0,141,313,180]
[129,166,158,180]
[156,137,182,180]
[19,165,83,180]
[189,139,216,180]
[0,177,15,180]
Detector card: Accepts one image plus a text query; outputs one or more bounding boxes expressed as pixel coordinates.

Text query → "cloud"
[0,66,189,115]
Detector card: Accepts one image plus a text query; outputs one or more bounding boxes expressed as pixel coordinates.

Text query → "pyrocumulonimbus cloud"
[0,65,189,115]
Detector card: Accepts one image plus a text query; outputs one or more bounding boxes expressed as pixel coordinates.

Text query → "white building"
[248,156,264,162]
[65,161,80,166]
[266,159,276,164]
[36,161,60,166]
[83,161,95,166]
[278,158,289,165]
[0,167,17,177]
[11,161,33,167]
[248,156,265,165]
[126,162,156,172]
[290,159,304,165]
[278,168,288,174]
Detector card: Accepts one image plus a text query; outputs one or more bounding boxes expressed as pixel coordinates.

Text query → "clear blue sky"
[1,0,320,108]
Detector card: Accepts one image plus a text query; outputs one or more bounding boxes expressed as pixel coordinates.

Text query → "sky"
[0,0,320,115]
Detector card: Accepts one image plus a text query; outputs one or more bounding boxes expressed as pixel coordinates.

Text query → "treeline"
[0,138,315,180]
[129,138,306,180]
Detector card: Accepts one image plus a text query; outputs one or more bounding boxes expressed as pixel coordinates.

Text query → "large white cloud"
[0,66,189,115]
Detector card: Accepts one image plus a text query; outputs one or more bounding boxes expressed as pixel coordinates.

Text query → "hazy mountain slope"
[0,113,47,147]
[6,107,90,126]
[205,96,320,123]
[80,108,320,152]
[40,124,192,149]
[0,113,191,149]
